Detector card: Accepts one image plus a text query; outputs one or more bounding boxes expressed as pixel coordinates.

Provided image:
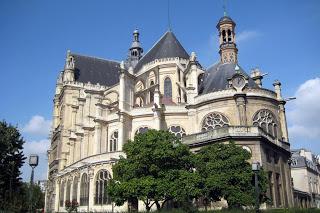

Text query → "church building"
[45,13,294,212]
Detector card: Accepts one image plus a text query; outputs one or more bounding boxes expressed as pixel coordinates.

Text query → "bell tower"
[216,14,238,64]
[127,29,143,68]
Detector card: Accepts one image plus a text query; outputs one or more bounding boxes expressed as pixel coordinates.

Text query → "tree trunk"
[155,200,161,210]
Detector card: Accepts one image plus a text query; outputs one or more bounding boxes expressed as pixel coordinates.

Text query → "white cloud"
[287,77,320,147]
[22,115,51,136]
[23,139,50,156]
[236,30,261,43]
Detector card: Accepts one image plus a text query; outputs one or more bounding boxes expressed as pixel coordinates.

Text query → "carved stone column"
[118,113,125,151]
[54,178,60,212]
[234,93,247,126]
[94,123,102,154]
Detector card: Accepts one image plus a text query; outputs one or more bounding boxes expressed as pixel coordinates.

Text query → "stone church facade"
[45,15,294,212]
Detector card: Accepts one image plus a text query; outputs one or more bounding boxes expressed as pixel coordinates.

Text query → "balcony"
[182,126,290,151]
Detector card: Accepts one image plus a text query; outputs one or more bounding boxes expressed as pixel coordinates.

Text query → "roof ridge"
[71,52,120,64]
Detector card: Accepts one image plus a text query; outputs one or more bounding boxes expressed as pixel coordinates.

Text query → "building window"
[168,125,186,138]
[59,181,65,207]
[135,126,149,135]
[66,180,71,202]
[80,173,89,206]
[72,177,78,201]
[276,173,282,207]
[95,170,112,205]
[201,112,230,132]
[253,109,278,138]
[268,172,274,204]
[109,131,118,152]
[164,77,172,99]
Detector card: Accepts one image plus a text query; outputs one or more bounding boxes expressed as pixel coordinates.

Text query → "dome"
[217,16,235,27]
[199,62,258,94]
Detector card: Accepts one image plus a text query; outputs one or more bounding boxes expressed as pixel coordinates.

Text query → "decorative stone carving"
[201,112,230,132]
[168,125,186,138]
[253,109,278,138]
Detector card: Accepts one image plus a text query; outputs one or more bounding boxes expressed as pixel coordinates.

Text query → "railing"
[182,126,290,151]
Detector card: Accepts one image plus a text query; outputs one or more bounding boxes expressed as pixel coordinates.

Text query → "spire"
[223,0,227,17]
[127,29,143,68]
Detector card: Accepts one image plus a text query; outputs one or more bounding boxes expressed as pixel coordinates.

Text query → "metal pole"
[29,166,35,213]
[255,171,259,213]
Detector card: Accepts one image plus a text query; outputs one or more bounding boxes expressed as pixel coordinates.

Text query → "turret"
[216,15,238,64]
[63,50,75,82]
[126,29,143,68]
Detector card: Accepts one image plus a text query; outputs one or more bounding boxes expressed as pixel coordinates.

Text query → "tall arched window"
[59,181,65,207]
[150,80,154,103]
[80,173,89,206]
[72,176,78,201]
[201,112,230,132]
[109,131,118,152]
[66,180,71,202]
[253,109,278,138]
[164,77,172,99]
[227,29,232,42]
[95,170,112,205]
[168,125,186,138]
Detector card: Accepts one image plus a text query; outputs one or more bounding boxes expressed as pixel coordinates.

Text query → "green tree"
[195,141,268,209]
[0,120,26,210]
[108,130,201,211]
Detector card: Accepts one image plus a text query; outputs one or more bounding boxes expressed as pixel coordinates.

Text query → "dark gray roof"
[134,31,189,73]
[199,62,258,94]
[71,54,120,87]
[218,16,235,24]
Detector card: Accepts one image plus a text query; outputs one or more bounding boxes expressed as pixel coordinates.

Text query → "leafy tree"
[0,120,26,210]
[195,141,268,209]
[108,130,201,211]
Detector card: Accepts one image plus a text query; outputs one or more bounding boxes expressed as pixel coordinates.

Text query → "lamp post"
[29,154,39,213]
[252,161,260,213]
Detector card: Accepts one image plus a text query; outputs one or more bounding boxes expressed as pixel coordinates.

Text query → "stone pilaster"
[234,93,247,126]
[118,113,125,151]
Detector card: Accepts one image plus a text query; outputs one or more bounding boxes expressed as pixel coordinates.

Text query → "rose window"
[201,112,229,132]
[253,109,278,138]
[168,125,186,138]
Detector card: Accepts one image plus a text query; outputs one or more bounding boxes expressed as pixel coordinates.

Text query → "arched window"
[135,126,149,135]
[253,109,278,138]
[95,170,112,205]
[164,77,172,99]
[150,80,154,103]
[66,180,71,202]
[59,181,65,206]
[222,30,226,43]
[135,97,144,107]
[109,131,118,152]
[227,29,232,42]
[72,176,78,201]
[201,112,230,132]
[168,125,186,138]
[80,173,89,206]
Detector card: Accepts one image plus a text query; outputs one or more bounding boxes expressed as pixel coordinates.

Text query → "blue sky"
[0,0,319,181]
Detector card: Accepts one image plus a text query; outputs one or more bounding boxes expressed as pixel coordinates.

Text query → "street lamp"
[29,154,39,213]
[252,161,260,213]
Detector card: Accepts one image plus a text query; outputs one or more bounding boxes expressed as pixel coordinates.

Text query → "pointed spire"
[126,28,144,68]
[223,0,227,16]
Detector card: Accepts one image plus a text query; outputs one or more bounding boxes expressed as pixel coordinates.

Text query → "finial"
[120,61,125,70]
[67,49,71,57]
[190,52,197,62]
[223,0,227,16]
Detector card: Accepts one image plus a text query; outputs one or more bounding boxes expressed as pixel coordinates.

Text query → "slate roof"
[199,62,258,94]
[71,54,120,87]
[134,31,189,73]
